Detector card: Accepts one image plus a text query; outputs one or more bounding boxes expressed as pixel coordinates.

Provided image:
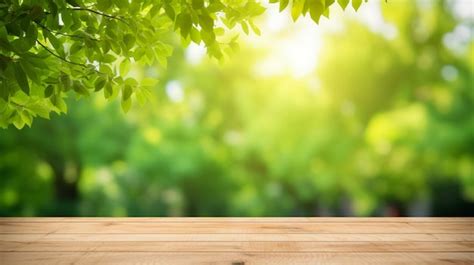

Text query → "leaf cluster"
[271,0,365,23]
[0,0,365,128]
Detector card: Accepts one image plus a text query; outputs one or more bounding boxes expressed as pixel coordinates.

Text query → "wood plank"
[2,233,472,242]
[1,217,473,223]
[1,240,472,252]
[1,252,472,265]
[1,218,471,264]
[0,221,471,234]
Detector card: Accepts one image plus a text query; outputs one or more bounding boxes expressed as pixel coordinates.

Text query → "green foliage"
[0,0,365,129]
[0,0,472,217]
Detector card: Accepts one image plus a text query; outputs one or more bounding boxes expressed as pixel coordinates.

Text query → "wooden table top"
[0,218,472,264]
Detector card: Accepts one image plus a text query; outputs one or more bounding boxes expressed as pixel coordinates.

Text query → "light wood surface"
[0,218,472,264]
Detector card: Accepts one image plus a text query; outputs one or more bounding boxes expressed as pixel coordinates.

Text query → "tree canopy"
[0,0,367,129]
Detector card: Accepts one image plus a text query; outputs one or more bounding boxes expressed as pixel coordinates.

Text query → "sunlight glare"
[253,6,322,78]
[252,2,392,79]
[185,43,207,65]
[166,80,185,102]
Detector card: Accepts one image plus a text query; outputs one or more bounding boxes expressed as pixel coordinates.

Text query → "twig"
[37,40,87,67]
[35,22,100,42]
[69,7,130,26]
[36,40,105,76]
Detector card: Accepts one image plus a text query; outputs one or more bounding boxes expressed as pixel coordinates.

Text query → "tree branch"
[37,40,88,68]
[69,7,130,26]
[36,40,106,76]
[35,22,100,42]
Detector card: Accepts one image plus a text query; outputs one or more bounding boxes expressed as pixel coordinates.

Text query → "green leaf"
[141,78,158,87]
[279,0,289,11]
[164,4,175,20]
[99,65,114,75]
[120,59,131,76]
[124,78,138,86]
[45,31,63,53]
[135,86,151,106]
[59,73,72,91]
[199,14,214,32]
[121,97,131,113]
[101,54,116,63]
[241,21,249,35]
[97,0,113,11]
[104,82,113,99]
[208,0,225,12]
[352,0,363,11]
[13,63,29,95]
[10,24,38,53]
[190,27,201,43]
[246,1,266,16]
[0,81,10,101]
[22,54,48,69]
[291,0,305,21]
[44,85,54,97]
[19,110,32,127]
[28,100,52,118]
[23,23,38,51]
[323,7,330,18]
[309,0,325,23]
[50,94,67,113]
[148,4,162,18]
[337,0,350,10]
[179,13,192,38]
[123,34,136,50]
[122,84,133,100]
[61,10,73,30]
[201,29,216,45]
[12,113,25,129]
[94,77,106,92]
[19,60,40,85]
[29,5,45,21]
[249,21,261,36]
[114,0,129,8]
[101,41,111,54]
[192,0,204,9]
[72,81,89,96]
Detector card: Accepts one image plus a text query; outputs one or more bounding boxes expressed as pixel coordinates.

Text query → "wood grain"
[1,252,473,265]
[0,218,472,264]
[1,221,471,234]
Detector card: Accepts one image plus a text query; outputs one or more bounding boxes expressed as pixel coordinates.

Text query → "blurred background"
[0,0,473,217]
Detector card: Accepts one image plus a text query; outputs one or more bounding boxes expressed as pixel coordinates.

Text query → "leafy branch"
[36,40,87,67]
[1,0,369,129]
[36,40,104,76]
[69,7,130,26]
[35,22,100,42]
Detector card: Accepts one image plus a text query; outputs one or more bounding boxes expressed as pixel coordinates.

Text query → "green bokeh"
[1,1,472,217]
